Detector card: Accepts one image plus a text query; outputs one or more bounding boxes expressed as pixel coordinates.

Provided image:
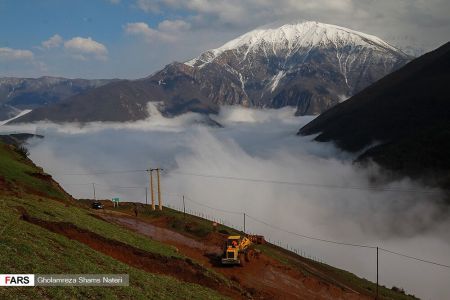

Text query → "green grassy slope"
[0,143,67,200]
[0,142,228,299]
[0,198,225,300]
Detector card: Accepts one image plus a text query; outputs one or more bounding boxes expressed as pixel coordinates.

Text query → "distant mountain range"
[11,21,411,123]
[300,42,450,189]
[0,76,116,121]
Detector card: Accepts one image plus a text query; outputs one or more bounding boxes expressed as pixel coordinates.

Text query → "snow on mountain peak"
[185,21,401,67]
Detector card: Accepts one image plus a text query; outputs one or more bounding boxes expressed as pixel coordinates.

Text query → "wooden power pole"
[376,246,379,299]
[92,183,96,200]
[149,169,155,210]
[148,168,163,211]
[182,195,186,219]
[156,168,162,210]
[145,187,148,205]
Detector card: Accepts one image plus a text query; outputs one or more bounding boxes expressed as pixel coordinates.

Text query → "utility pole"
[147,168,163,211]
[182,195,186,219]
[92,183,96,200]
[145,187,148,205]
[148,169,155,210]
[243,213,246,233]
[156,168,163,210]
[376,246,379,300]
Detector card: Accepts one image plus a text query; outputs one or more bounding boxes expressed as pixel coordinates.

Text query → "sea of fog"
[1,107,449,299]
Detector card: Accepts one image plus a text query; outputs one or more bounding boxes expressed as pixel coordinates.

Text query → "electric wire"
[245,213,377,249]
[180,196,450,268]
[183,195,242,215]
[54,168,441,194]
[379,248,450,269]
[60,169,147,176]
[168,171,440,194]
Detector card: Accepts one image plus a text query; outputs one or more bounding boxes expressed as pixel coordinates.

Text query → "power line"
[168,171,440,194]
[60,169,147,176]
[55,168,441,194]
[167,193,375,248]
[183,195,242,215]
[61,182,146,189]
[96,184,146,189]
[379,248,450,269]
[175,195,450,269]
[245,213,376,249]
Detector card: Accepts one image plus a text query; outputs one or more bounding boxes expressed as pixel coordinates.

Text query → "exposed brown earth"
[100,212,372,300]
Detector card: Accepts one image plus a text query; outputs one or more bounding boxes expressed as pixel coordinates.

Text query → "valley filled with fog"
[1,107,449,299]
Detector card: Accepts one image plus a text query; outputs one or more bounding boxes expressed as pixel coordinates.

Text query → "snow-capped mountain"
[187,21,400,68]
[13,21,412,123]
[183,21,411,115]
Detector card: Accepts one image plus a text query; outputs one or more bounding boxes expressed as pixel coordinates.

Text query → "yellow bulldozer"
[221,235,263,266]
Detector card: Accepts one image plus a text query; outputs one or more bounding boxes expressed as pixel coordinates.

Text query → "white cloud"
[64,37,108,61]
[0,47,34,61]
[124,22,161,38]
[158,19,191,32]
[2,107,449,299]
[135,0,162,13]
[0,47,48,78]
[134,0,450,52]
[125,20,191,43]
[42,34,63,49]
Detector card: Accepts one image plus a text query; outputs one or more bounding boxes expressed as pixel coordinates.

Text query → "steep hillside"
[12,21,410,123]
[0,141,415,299]
[0,142,238,299]
[0,141,70,201]
[299,42,450,188]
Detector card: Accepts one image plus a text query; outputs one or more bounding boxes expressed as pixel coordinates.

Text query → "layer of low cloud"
[1,107,449,299]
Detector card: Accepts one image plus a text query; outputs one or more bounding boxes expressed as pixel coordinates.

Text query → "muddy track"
[20,211,245,299]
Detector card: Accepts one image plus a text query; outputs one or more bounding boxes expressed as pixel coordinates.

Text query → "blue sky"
[1,0,449,79]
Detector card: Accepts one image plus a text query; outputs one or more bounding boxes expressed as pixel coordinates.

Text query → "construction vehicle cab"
[221,235,254,266]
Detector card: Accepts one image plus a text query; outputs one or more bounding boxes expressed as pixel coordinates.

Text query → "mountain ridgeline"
[13,21,410,123]
[300,42,450,189]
